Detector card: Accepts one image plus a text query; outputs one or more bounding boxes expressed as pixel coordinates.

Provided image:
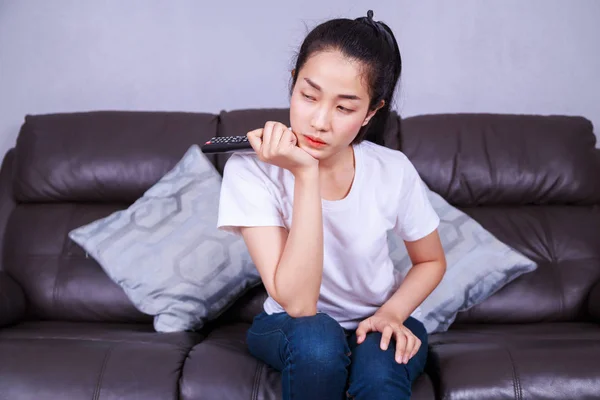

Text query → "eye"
[302,93,316,101]
[337,106,354,113]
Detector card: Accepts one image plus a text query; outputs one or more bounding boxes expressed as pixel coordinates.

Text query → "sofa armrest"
[0,271,26,328]
[589,279,600,322]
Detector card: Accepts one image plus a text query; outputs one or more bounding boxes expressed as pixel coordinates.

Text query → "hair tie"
[363,10,379,33]
[360,10,395,50]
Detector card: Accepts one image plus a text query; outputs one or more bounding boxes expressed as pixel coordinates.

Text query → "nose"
[310,105,331,132]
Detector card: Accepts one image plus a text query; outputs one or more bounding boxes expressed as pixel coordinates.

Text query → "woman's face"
[289,50,381,160]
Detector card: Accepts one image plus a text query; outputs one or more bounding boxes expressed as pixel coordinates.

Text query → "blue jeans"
[246,311,429,400]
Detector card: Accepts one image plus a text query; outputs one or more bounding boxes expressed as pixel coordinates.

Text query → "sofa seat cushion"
[0,321,203,400]
[428,323,600,400]
[180,323,436,400]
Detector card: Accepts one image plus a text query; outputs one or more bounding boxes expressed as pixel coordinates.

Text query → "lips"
[304,135,326,145]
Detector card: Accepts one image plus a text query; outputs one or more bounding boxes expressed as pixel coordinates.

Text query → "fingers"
[409,336,422,361]
[357,318,422,364]
[380,325,394,351]
[280,127,296,150]
[287,127,298,146]
[269,123,286,153]
[249,121,291,159]
[355,320,372,344]
[393,328,407,363]
[373,323,420,365]
[262,121,275,155]
[396,328,421,364]
[246,128,263,153]
[397,330,411,364]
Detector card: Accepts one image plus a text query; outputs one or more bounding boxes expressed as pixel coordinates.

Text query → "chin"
[297,142,326,159]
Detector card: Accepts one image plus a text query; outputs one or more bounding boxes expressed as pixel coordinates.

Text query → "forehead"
[299,50,369,97]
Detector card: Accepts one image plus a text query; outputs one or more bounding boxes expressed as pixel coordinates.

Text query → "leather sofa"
[0,108,599,400]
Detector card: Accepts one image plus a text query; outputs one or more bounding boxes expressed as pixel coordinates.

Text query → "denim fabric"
[246,311,428,400]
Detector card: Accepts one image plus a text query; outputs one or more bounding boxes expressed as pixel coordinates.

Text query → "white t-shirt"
[217,140,440,329]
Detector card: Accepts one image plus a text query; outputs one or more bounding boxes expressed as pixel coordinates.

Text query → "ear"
[362,100,385,127]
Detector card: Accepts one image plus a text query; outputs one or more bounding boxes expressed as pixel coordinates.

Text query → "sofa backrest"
[218,112,600,327]
[401,113,600,324]
[0,108,401,323]
[2,111,220,322]
[1,108,598,326]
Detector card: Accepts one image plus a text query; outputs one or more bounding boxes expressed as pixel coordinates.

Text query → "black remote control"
[201,135,253,154]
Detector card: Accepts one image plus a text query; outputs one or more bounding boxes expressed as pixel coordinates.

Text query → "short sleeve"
[393,160,440,242]
[217,154,285,235]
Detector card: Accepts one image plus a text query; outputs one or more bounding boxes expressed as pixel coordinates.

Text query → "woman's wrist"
[292,165,319,182]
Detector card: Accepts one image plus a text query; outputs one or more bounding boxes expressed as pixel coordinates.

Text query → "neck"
[318,144,355,174]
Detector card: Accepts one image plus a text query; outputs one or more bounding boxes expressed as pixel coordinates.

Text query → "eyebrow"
[304,78,361,101]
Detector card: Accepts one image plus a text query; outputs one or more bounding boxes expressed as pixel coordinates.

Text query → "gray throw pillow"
[69,145,260,332]
[388,186,538,334]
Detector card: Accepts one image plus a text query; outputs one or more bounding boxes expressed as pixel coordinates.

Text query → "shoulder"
[221,152,289,190]
[358,140,420,183]
[223,152,278,178]
[359,140,411,165]
[223,152,262,173]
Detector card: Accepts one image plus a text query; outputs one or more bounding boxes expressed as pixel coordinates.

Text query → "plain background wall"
[1,0,599,158]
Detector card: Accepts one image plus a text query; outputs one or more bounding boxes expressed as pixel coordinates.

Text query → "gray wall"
[1,0,599,157]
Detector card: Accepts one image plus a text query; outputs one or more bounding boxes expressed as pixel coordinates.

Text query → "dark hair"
[290,10,402,145]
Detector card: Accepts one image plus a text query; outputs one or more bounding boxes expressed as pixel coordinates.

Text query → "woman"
[217,10,446,400]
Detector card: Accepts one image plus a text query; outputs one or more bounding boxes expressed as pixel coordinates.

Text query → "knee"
[403,316,428,344]
[349,370,412,400]
[348,350,413,399]
[286,313,349,366]
[347,328,428,398]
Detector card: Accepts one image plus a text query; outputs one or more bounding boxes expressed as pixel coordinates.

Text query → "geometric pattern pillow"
[69,145,260,332]
[388,185,538,334]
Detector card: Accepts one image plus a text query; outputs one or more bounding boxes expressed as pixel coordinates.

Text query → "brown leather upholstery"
[0,271,25,328]
[400,114,600,328]
[0,109,598,399]
[590,280,600,321]
[401,113,600,206]
[13,111,219,203]
[427,322,600,399]
[0,150,23,329]
[0,150,16,273]
[0,321,203,400]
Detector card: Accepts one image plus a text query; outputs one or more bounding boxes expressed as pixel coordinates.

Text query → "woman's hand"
[247,121,318,176]
[355,310,421,364]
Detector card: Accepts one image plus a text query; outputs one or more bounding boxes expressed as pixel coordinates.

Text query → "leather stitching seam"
[93,345,114,400]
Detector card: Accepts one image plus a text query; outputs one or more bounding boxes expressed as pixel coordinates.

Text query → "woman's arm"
[377,229,446,322]
[241,166,323,318]
[355,229,446,364]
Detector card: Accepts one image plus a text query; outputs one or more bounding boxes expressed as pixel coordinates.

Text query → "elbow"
[437,256,447,281]
[286,306,318,319]
[268,287,318,318]
[277,298,318,318]
[416,256,446,284]
[439,256,447,273]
